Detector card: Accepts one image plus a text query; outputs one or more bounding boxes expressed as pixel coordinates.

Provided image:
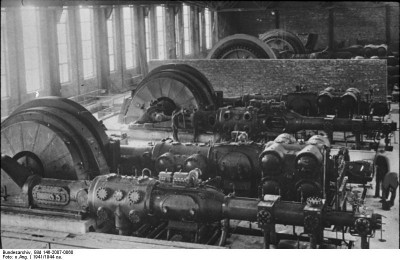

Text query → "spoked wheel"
[1,98,110,180]
[207,34,277,59]
[9,96,110,152]
[265,38,297,58]
[259,29,306,58]
[122,64,216,124]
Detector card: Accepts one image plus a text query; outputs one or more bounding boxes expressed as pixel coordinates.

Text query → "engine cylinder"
[295,145,324,179]
[259,143,285,176]
[340,88,360,115]
[317,87,335,113]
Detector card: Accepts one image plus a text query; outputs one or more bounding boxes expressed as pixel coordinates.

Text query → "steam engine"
[1,153,382,249]
[118,133,373,205]
[1,65,396,248]
[119,65,395,148]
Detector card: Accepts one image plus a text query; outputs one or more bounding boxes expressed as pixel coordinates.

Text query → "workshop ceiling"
[0,1,393,10]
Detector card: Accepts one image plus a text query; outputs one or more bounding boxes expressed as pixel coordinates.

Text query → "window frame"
[199,11,203,51]
[122,6,137,70]
[1,8,9,99]
[21,7,43,93]
[79,6,96,80]
[155,5,166,60]
[107,8,116,72]
[144,15,151,61]
[205,8,212,50]
[183,4,191,55]
[57,7,71,84]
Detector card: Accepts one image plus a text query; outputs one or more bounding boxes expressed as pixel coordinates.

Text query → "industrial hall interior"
[1,0,399,250]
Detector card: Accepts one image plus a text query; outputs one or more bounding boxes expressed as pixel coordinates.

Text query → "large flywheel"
[207,34,277,59]
[121,64,216,124]
[1,97,110,180]
[259,29,306,58]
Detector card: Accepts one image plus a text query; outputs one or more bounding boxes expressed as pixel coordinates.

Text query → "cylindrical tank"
[317,87,335,114]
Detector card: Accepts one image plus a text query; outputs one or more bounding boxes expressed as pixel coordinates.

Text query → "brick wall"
[149,59,387,101]
[219,11,276,39]
[334,6,386,46]
[280,8,329,50]
[388,3,399,51]
[218,2,399,52]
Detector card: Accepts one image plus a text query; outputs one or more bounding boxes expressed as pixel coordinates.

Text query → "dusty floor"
[366,103,399,249]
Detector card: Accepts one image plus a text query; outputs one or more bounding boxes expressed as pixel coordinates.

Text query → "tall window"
[144,16,150,61]
[80,7,95,79]
[183,4,191,55]
[199,11,203,50]
[123,7,136,69]
[21,7,42,92]
[174,12,180,58]
[57,8,70,84]
[156,6,166,60]
[1,9,9,98]
[205,8,212,49]
[107,9,116,72]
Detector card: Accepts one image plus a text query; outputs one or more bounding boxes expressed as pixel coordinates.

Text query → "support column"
[200,8,206,54]
[165,5,176,59]
[96,6,110,92]
[192,6,200,56]
[177,5,184,59]
[135,7,148,75]
[149,6,158,59]
[212,11,218,45]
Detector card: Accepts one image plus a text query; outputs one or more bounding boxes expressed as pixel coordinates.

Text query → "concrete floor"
[365,103,399,249]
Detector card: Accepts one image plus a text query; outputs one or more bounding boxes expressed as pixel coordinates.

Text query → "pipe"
[222,196,259,221]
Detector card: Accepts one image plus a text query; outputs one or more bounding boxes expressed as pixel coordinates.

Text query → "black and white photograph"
[0,0,399,255]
